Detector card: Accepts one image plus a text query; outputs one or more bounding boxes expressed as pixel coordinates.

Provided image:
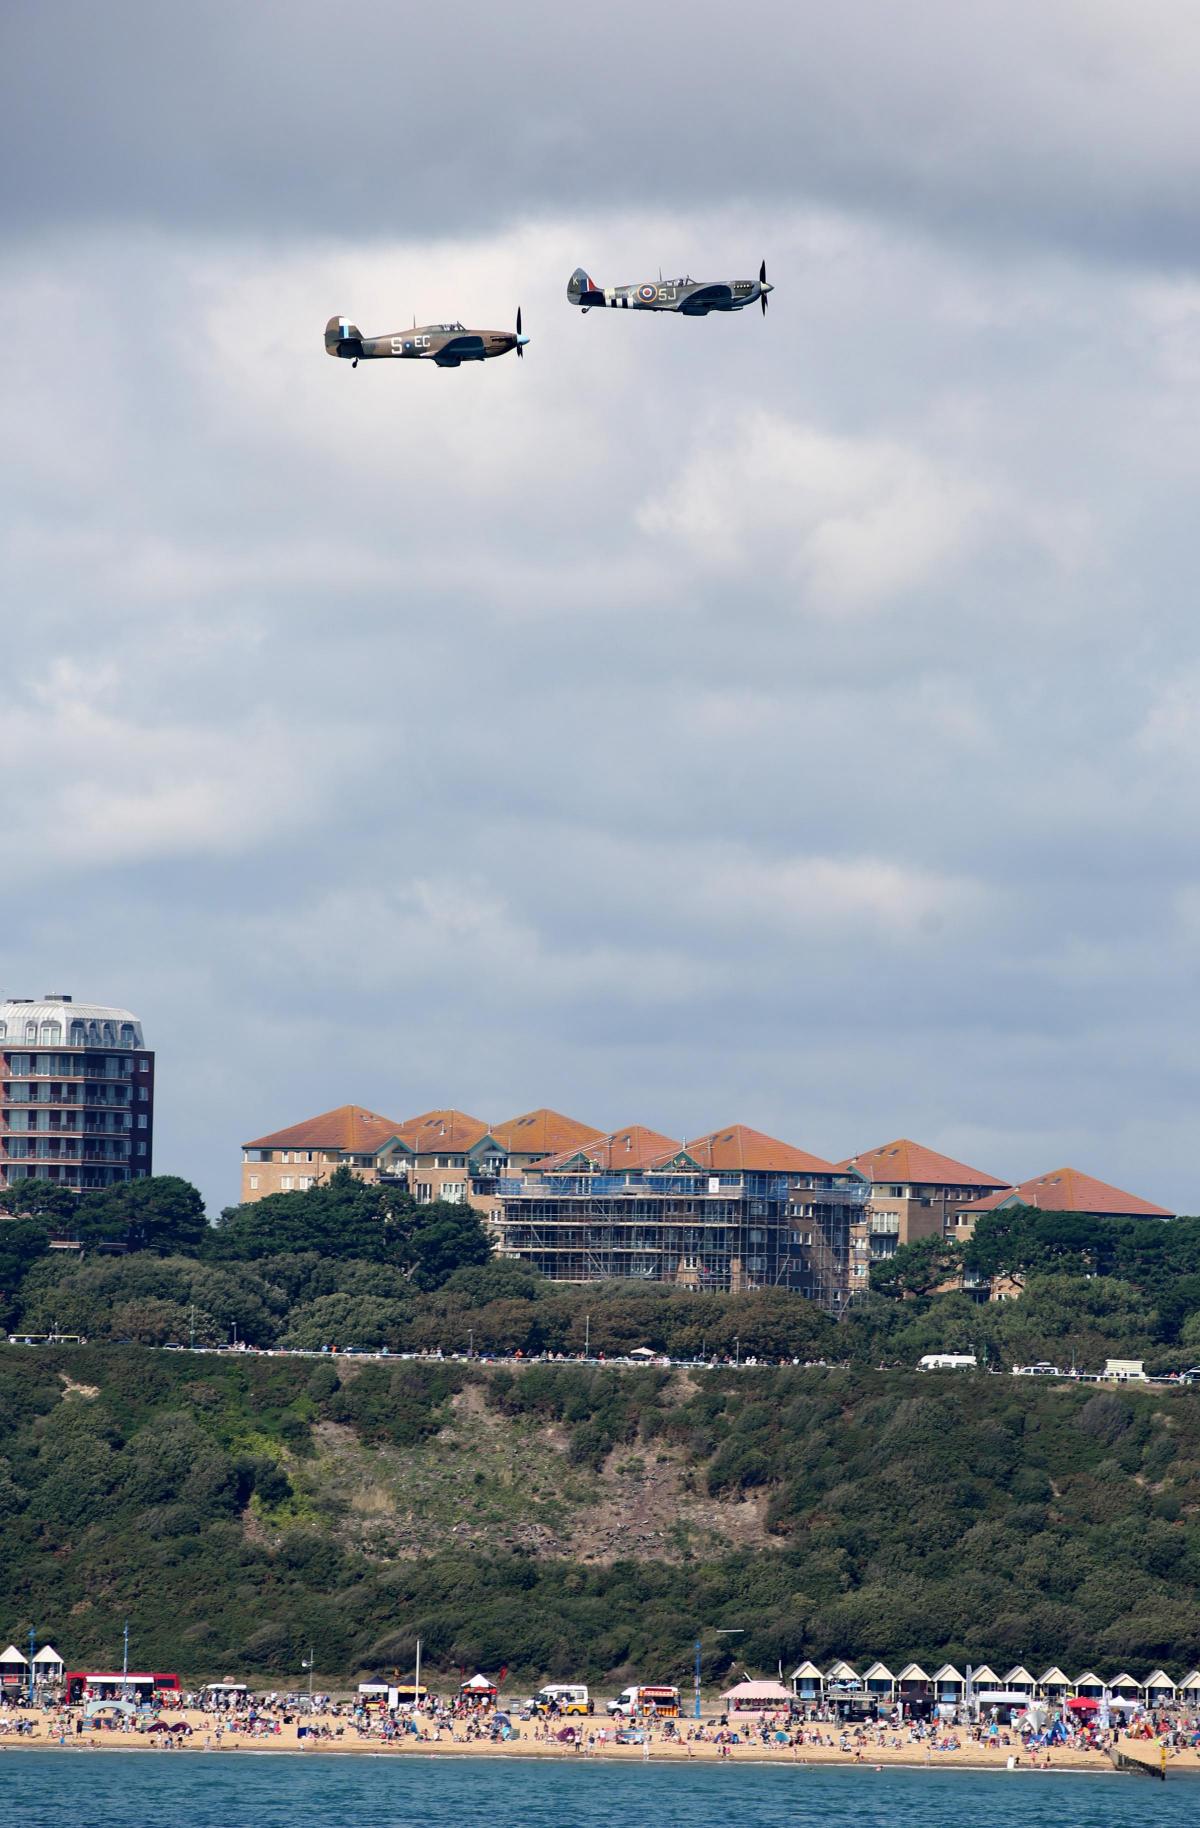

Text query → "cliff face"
[2,1346,1199,1686]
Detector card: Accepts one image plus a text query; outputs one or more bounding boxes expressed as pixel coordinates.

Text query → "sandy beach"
[1,1712,1195,1774]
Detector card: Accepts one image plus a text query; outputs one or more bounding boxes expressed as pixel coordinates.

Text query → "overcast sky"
[2,2,1198,1216]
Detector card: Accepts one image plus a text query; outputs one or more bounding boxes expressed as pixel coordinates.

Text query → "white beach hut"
[932,1664,966,1706]
[1038,1667,1071,1702]
[789,1660,824,1704]
[1176,1669,1200,1706]
[1073,1671,1105,1700]
[32,1646,64,1686]
[1108,1672,1141,1699]
[896,1663,932,1706]
[0,1646,28,1690]
[1002,1666,1037,1700]
[824,1660,861,1689]
[862,1661,896,1703]
[1142,1670,1177,1707]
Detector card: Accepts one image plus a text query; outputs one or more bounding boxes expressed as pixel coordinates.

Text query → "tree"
[870,1235,963,1298]
[75,1176,208,1255]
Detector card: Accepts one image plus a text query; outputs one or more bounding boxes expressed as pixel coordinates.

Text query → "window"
[299,1175,314,1190]
[248,1174,260,1191]
[439,1181,464,1203]
[137,1115,147,1129]
[415,1182,432,1202]
[138,1058,149,1073]
[281,1175,294,1191]
[280,1151,291,1163]
[137,1085,148,1101]
[137,1143,147,1157]
[25,1023,36,1042]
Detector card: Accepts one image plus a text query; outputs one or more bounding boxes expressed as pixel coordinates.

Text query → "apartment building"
[493,1123,866,1308]
[0,995,154,1191]
[955,1166,1174,1236]
[240,1105,408,1201]
[240,1103,599,1219]
[838,1139,1010,1293]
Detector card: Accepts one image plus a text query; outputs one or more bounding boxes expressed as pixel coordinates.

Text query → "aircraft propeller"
[760,260,769,315]
[516,306,525,357]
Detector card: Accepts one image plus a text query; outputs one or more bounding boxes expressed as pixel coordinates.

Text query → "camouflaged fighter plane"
[324,307,527,368]
[568,262,772,316]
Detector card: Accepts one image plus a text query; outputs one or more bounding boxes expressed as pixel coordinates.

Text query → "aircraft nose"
[517,334,530,347]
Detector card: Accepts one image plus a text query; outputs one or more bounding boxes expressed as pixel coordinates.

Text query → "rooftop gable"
[244,1104,408,1153]
[396,1108,496,1153]
[975,1166,1174,1219]
[535,1125,681,1172]
[838,1137,1008,1190]
[670,1123,838,1175]
[490,1108,604,1157]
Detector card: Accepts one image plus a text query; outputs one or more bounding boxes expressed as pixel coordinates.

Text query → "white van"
[918,1353,977,1371]
[535,1683,592,1716]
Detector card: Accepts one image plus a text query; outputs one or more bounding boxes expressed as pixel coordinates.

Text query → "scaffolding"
[495,1171,863,1311]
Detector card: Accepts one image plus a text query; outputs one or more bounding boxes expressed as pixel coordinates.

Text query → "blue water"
[2,1751,1197,1828]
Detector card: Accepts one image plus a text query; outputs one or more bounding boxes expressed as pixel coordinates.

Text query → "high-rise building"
[0,995,154,1191]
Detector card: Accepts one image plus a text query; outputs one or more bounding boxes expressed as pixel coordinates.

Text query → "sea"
[2,1750,1197,1828]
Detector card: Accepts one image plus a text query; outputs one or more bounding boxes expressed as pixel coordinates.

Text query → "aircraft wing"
[679,283,734,314]
[432,335,487,366]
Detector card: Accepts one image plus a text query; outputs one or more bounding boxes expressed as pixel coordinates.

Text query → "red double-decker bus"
[65,1671,180,1706]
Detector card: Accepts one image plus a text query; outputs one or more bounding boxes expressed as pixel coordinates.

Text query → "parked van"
[535,1683,592,1716]
[918,1353,977,1371]
[607,1684,681,1719]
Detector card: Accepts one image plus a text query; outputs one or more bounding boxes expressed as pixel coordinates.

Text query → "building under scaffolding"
[492,1124,867,1312]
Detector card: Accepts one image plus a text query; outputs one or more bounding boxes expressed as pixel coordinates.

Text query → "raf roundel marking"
[638,285,658,302]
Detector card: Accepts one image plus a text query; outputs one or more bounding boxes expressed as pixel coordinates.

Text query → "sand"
[0,1711,1195,1774]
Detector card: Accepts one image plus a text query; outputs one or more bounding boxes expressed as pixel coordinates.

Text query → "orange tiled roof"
[961,1167,1173,1220]
[395,1108,495,1152]
[490,1108,604,1157]
[535,1125,681,1172]
[838,1138,1008,1190]
[661,1124,838,1175]
[244,1104,407,1153]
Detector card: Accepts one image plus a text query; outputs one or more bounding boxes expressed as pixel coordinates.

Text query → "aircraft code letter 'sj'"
[568,262,773,316]
[324,308,528,368]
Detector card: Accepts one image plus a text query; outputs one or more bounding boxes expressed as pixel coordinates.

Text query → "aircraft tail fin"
[568,268,603,306]
[325,315,364,359]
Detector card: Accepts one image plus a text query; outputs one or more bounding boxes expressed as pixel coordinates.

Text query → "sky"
[2,1,1199,1216]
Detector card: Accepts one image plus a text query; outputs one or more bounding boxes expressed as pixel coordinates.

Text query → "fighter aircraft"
[324,308,528,368]
[567,263,772,316]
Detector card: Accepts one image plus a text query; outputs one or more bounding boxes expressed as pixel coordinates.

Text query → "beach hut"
[862,1662,896,1704]
[32,1646,64,1686]
[1073,1671,1104,1700]
[1176,1669,1200,1706]
[1107,1672,1141,1700]
[0,1646,28,1691]
[895,1664,932,1710]
[720,1681,793,1715]
[1142,1670,1177,1708]
[1037,1667,1071,1702]
[824,1660,860,1689]
[931,1664,966,1707]
[789,1660,824,1704]
[1002,1666,1037,1700]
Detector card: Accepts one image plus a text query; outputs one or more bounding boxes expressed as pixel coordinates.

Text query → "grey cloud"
[4,2,1200,265]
